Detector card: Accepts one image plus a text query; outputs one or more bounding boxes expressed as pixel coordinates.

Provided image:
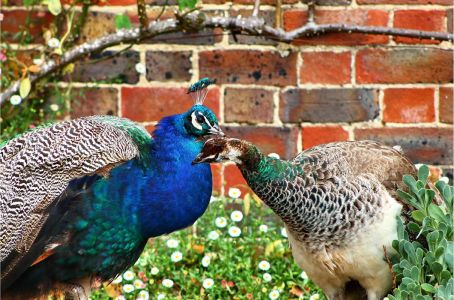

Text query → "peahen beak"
[209,124,224,136]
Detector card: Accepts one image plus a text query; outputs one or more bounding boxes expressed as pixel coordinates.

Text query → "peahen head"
[183,105,223,137]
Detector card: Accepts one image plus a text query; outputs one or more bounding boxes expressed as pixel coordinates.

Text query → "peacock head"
[192,137,257,165]
[183,105,224,137]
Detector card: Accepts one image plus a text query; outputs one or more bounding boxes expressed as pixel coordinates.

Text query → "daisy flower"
[162,279,174,288]
[230,210,243,222]
[49,104,59,112]
[202,278,214,289]
[310,294,320,300]
[208,230,219,240]
[301,271,308,280]
[47,38,60,48]
[280,227,288,238]
[228,226,241,237]
[10,95,22,106]
[115,296,126,300]
[171,251,183,262]
[123,271,135,281]
[157,294,165,300]
[150,267,159,275]
[415,163,423,170]
[135,63,146,75]
[133,279,145,289]
[440,176,449,183]
[33,58,43,65]
[112,275,122,284]
[259,224,268,233]
[166,239,179,248]
[201,255,211,267]
[228,187,241,199]
[215,217,227,228]
[122,284,134,293]
[137,290,149,300]
[263,273,272,282]
[269,289,280,300]
[258,260,270,271]
[268,153,280,159]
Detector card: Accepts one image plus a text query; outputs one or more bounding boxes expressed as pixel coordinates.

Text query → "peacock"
[0,78,222,299]
[193,137,416,300]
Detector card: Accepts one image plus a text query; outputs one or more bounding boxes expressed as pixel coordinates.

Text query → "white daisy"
[259,224,268,233]
[415,163,423,170]
[137,290,149,300]
[162,279,174,288]
[133,279,145,289]
[228,187,241,199]
[280,227,288,238]
[268,153,280,159]
[10,95,22,105]
[171,251,183,262]
[440,176,449,183]
[166,239,179,248]
[300,271,308,280]
[310,294,320,300]
[115,296,126,300]
[135,63,146,74]
[215,217,227,228]
[201,255,211,267]
[258,260,270,271]
[157,294,165,300]
[269,289,280,300]
[150,267,159,275]
[123,271,135,281]
[33,58,43,65]
[202,278,214,289]
[208,230,219,240]
[49,104,59,111]
[122,284,134,293]
[230,210,243,222]
[228,226,241,237]
[112,275,122,284]
[47,38,60,48]
[263,272,272,282]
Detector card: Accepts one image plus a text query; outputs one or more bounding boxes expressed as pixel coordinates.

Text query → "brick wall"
[2,0,453,194]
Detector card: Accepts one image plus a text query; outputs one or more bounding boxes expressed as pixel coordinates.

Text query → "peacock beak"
[209,124,224,136]
[192,153,217,165]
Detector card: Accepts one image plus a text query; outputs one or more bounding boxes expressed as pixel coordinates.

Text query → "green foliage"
[389,165,453,300]
[91,194,324,299]
[114,14,132,30]
[178,0,198,11]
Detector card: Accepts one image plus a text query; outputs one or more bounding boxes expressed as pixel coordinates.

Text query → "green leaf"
[418,165,430,184]
[428,203,446,222]
[444,242,453,271]
[47,0,62,15]
[19,77,31,98]
[403,175,418,193]
[114,14,132,30]
[435,246,445,258]
[178,0,198,10]
[407,222,420,234]
[427,231,440,252]
[420,283,437,294]
[411,210,425,223]
[431,261,443,275]
[23,0,37,6]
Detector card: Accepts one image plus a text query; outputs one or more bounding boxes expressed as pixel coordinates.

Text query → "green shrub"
[389,165,453,300]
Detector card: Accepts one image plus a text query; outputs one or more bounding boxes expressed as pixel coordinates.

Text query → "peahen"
[193,137,416,300]
[1,78,222,299]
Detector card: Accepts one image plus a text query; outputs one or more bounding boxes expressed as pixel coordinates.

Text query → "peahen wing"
[0,116,151,281]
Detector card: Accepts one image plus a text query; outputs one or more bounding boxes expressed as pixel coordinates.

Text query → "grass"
[90,190,324,300]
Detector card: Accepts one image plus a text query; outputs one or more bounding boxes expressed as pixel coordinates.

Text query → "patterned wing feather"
[0,116,149,268]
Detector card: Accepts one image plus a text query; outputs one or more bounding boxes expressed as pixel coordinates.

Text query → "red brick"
[211,164,223,194]
[357,0,451,5]
[199,50,297,86]
[223,126,299,159]
[233,0,298,5]
[78,12,116,43]
[355,127,453,165]
[440,87,453,124]
[1,10,54,43]
[393,10,445,44]
[302,126,349,149]
[224,164,251,196]
[448,9,453,33]
[224,88,274,124]
[70,87,118,118]
[61,0,137,5]
[301,52,351,84]
[356,48,453,84]
[283,9,389,45]
[146,51,192,82]
[383,88,435,123]
[121,87,220,122]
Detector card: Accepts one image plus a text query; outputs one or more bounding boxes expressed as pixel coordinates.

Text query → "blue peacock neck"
[137,114,212,238]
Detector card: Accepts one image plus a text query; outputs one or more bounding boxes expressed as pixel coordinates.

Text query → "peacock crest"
[187,77,216,105]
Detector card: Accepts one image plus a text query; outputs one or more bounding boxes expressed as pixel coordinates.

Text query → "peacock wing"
[0,116,151,279]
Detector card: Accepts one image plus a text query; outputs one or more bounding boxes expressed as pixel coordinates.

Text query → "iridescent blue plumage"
[3,104,221,298]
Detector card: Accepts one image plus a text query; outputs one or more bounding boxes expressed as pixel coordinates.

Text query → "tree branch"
[252,0,261,17]
[1,12,452,105]
[137,0,149,30]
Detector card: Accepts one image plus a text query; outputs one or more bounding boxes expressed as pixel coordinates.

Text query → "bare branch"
[252,0,261,17]
[275,0,282,28]
[1,12,452,105]
[307,1,316,26]
[137,0,149,30]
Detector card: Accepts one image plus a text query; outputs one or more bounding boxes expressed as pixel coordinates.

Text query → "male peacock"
[193,137,416,300]
[1,78,222,299]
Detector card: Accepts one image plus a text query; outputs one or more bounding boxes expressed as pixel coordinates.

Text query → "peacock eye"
[196,115,205,123]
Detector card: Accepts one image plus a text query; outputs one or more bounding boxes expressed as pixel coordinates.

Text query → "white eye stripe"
[191,112,203,130]
[203,115,214,129]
